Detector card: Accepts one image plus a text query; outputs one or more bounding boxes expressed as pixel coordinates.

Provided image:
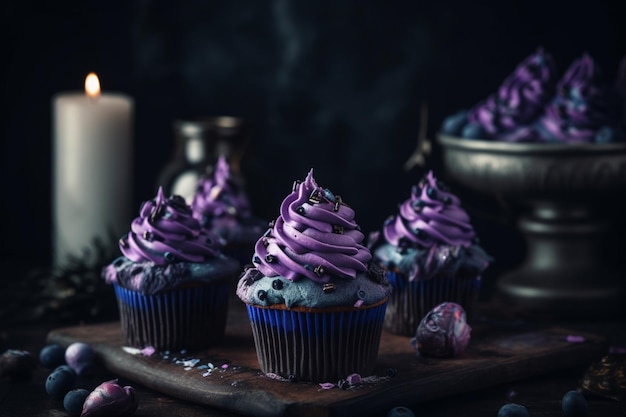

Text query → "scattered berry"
[461,122,487,139]
[386,406,415,417]
[497,403,529,417]
[45,366,77,400]
[561,390,588,417]
[65,342,96,376]
[39,344,66,369]
[441,110,469,136]
[81,379,138,417]
[0,349,36,381]
[63,388,90,416]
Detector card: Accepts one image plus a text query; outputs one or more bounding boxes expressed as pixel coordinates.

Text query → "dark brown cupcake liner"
[114,283,230,351]
[246,302,387,383]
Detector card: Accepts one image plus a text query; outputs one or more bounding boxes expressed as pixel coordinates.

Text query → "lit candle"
[52,73,134,268]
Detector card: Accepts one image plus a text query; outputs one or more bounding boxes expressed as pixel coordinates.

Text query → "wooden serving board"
[47,300,608,417]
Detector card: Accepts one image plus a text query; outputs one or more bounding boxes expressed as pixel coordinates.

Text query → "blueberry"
[561,390,588,417]
[595,126,618,143]
[461,122,488,139]
[0,349,36,381]
[441,110,469,136]
[63,388,90,416]
[65,342,96,376]
[497,403,529,417]
[39,344,66,368]
[386,406,415,417]
[45,366,77,400]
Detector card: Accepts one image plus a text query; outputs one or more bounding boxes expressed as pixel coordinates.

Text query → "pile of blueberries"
[41,342,137,416]
[40,342,97,416]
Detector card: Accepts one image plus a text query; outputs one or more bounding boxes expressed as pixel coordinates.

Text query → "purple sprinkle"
[319,382,335,390]
[566,335,586,343]
[140,346,155,357]
[221,364,229,369]
[353,299,364,308]
[346,373,362,385]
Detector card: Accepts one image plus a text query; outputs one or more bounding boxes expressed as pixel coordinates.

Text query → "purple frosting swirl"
[252,169,371,283]
[191,156,254,224]
[119,187,222,265]
[535,53,623,143]
[468,47,557,141]
[383,171,476,248]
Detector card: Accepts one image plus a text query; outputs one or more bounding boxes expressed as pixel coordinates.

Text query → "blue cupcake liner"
[114,283,230,351]
[245,302,387,382]
[384,272,481,336]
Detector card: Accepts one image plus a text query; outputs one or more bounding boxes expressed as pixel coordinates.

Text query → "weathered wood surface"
[47,299,608,417]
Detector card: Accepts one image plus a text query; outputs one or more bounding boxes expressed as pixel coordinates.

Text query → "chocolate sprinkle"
[367,263,387,284]
[308,190,322,204]
[322,283,336,293]
[333,197,342,212]
[314,265,325,277]
[332,224,344,234]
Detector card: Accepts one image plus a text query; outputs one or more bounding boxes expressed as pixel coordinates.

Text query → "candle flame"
[85,73,101,98]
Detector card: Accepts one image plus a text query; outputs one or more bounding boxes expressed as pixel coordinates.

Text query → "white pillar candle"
[52,73,134,268]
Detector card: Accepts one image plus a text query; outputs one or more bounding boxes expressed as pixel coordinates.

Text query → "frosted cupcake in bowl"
[368,171,491,336]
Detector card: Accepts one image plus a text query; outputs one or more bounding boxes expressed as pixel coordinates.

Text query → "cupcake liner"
[114,283,230,351]
[246,302,387,382]
[383,272,481,336]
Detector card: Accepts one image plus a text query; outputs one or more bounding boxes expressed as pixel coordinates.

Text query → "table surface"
[1,300,626,417]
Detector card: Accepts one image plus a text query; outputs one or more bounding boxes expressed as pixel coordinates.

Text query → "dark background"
[2,1,625,296]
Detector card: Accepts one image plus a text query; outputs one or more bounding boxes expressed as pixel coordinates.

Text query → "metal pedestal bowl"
[438,133,626,319]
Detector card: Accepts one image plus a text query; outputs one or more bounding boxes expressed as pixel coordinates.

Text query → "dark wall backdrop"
[2,1,625,293]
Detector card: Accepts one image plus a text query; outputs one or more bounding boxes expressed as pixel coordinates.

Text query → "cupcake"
[102,187,240,351]
[441,48,625,143]
[236,170,391,382]
[191,155,266,265]
[534,53,625,143]
[369,170,491,336]
[441,47,558,141]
